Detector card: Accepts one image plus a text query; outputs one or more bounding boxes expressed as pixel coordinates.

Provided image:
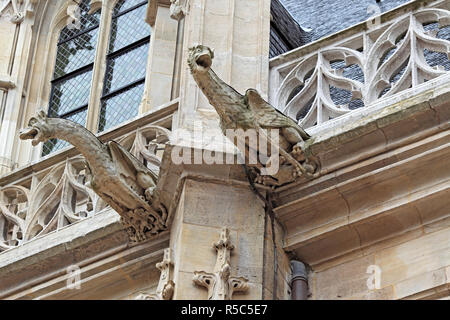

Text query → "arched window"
[43,0,151,156]
[98,0,151,132]
[44,0,101,156]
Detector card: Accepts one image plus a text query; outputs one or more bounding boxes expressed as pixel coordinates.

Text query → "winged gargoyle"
[188,45,318,187]
[19,110,167,242]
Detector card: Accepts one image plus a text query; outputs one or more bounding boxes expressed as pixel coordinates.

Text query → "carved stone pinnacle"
[135,248,175,300]
[193,228,249,300]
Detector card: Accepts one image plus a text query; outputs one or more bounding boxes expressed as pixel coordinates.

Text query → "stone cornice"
[275,80,450,197]
[272,83,450,267]
[0,0,38,24]
[0,208,170,299]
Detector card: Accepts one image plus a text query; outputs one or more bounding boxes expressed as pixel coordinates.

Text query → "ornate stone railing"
[269,0,450,129]
[0,101,176,252]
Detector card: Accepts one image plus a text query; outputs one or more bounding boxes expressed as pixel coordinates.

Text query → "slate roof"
[279,0,411,42]
[270,0,313,57]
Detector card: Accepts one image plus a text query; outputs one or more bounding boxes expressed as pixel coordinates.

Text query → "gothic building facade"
[0,0,449,300]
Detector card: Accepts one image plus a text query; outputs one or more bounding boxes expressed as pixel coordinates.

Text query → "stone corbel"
[0,74,15,90]
[193,228,249,300]
[169,0,188,21]
[135,248,175,300]
[0,0,37,24]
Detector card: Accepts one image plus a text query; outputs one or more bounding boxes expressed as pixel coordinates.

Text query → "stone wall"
[310,227,450,299]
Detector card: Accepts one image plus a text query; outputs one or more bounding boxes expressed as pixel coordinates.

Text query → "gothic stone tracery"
[8,111,171,247]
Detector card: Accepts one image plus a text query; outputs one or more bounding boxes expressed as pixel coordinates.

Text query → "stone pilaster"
[175,0,271,151]
[168,175,266,300]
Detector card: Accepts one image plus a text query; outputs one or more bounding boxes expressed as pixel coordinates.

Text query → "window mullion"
[85,1,114,134]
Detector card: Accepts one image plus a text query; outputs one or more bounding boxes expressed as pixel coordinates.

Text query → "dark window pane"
[99,83,144,132]
[49,70,92,116]
[103,42,149,94]
[99,0,151,133]
[109,4,150,52]
[54,29,99,78]
[42,109,88,156]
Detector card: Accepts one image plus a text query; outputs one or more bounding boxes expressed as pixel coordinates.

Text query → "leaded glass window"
[98,0,151,132]
[44,0,100,156]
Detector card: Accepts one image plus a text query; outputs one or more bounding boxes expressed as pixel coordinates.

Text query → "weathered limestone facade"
[0,0,449,300]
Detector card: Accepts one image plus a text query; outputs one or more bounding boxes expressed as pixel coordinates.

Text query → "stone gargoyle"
[188,45,319,187]
[19,110,167,242]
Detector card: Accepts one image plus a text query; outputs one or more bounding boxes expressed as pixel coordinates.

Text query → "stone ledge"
[394,267,450,300]
[0,209,125,297]
[279,138,449,265]
[0,206,168,299]
[273,82,450,266]
[0,73,15,90]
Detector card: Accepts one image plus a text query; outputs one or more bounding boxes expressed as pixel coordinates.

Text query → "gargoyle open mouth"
[195,53,212,70]
[19,127,42,146]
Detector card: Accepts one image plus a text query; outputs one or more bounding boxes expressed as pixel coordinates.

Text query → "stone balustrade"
[269,0,450,130]
[0,100,176,252]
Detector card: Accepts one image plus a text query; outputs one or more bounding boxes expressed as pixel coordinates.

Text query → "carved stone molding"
[193,228,249,300]
[135,248,175,300]
[169,0,187,21]
[0,0,37,24]
[0,74,15,90]
[274,8,450,129]
[89,0,102,13]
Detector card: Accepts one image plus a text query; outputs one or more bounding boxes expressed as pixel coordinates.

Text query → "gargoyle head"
[188,45,214,74]
[19,110,53,146]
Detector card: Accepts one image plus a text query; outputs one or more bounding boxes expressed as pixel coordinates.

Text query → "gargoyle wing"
[245,89,310,140]
[108,141,159,183]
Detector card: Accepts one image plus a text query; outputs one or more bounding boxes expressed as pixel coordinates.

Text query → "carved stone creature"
[19,110,167,242]
[188,45,317,187]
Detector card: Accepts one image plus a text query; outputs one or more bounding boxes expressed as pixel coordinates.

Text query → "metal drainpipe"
[290,260,308,300]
